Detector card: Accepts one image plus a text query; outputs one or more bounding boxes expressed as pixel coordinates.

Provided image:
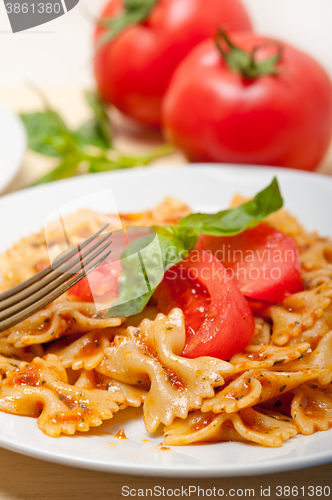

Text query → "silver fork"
[0,224,113,334]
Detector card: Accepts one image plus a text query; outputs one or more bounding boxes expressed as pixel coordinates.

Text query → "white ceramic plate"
[0,104,26,193]
[0,165,332,477]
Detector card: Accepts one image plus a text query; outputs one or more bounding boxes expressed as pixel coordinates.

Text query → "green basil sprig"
[179,177,283,236]
[107,177,283,318]
[20,91,173,186]
[108,225,198,318]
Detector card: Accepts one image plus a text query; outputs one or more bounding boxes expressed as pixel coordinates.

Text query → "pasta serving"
[0,194,332,448]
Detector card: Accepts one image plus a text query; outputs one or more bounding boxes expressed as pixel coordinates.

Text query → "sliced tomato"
[154,250,255,360]
[196,223,303,303]
[68,261,122,302]
[155,266,211,335]
[68,272,94,302]
[67,226,151,302]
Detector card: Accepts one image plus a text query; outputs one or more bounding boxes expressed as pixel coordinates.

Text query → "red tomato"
[154,250,255,360]
[196,223,304,303]
[67,227,150,302]
[155,265,211,335]
[68,261,122,302]
[162,32,332,170]
[94,0,252,127]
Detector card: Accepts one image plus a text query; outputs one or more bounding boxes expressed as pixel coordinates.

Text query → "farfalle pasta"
[229,342,310,373]
[5,299,122,348]
[201,367,326,414]
[268,281,332,346]
[0,196,332,451]
[98,308,232,432]
[0,354,124,437]
[163,407,298,447]
[291,382,332,435]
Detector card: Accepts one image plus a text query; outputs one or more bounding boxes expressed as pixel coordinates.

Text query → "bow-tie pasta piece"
[164,407,297,447]
[303,269,332,291]
[0,211,110,287]
[251,318,271,346]
[230,343,310,374]
[284,330,332,385]
[0,354,124,436]
[97,309,233,432]
[300,238,332,289]
[292,382,332,435]
[0,336,43,362]
[49,329,121,370]
[75,370,147,410]
[265,208,306,239]
[0,232,49,287]
[4,299,122,348]
[202,368,326,414]
[0,202,190,288]
[303,330,332,385]
[287,308,332,349]
[269,282,332,346]
[0,355,27,378]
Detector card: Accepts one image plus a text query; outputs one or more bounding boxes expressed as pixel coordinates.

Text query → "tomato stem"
[97,0,159,51]
[215,30,283,79]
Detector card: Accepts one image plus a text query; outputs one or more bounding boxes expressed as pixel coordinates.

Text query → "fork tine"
[0,235,113,322]
[0,223,110,302]
[0,249,113,334]
[0,231,113,312]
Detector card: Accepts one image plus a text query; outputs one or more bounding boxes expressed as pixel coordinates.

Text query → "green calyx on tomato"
[97,0,158,49]
[215,29,283,80]
[106,177,283,318]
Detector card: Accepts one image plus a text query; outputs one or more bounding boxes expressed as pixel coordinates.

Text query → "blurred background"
[1,0,332,192]
[0,0,332,86]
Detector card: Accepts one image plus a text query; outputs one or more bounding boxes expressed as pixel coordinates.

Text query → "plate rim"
[1,162,332,204]
[0,429,331,478]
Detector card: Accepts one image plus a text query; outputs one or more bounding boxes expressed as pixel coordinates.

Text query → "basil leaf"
[107,178,283,319]
[74,92,112,150]
[88,144,174,173]
[107,226,198,317]
[21,90,174,186]
[20,111,72,157]
[33,156,82,186]
[108,292,153,318]
[179,177,283,236]
[154,225,198,269]
[74,120,110,150]
[86,92,111,142]
[107,233,161,317]
[88,156,145,173]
